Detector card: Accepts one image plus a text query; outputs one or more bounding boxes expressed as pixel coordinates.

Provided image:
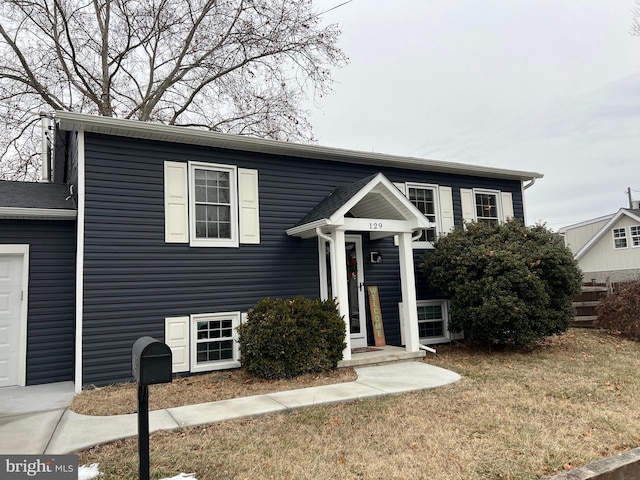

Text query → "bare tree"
[0,0,347,179]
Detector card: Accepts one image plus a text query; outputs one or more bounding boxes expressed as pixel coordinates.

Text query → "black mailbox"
[132,336,172,385]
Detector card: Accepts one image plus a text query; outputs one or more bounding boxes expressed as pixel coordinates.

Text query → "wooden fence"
[571,279,627,328]
[572,279,614,328]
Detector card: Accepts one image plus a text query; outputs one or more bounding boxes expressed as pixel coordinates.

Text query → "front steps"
[337,345,427,368]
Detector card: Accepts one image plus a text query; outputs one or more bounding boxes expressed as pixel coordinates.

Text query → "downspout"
[316,227,333,245]
[316,228,335,291]
[522,178,536,225]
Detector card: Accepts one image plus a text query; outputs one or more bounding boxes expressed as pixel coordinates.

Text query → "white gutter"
[53,111,543,182]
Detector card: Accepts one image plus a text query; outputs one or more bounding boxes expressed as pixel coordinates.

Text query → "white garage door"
[0,254,25,387]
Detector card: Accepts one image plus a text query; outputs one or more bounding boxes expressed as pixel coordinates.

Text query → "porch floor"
[337,345,426,368]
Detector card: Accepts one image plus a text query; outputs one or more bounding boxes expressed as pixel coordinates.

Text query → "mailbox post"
[132,336,172,480]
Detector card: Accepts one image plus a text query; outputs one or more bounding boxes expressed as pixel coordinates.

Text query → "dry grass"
[71,368,357,416]
[77,329,640,479]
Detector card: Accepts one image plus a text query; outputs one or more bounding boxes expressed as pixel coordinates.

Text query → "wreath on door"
[347,257,358,280]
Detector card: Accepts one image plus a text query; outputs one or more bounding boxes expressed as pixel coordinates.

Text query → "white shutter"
[164,161,188,243]
[438,186,455,234]
[165,316,190,373]
[238,168,260,244]
[460,188,475,226]
[501,191,514,221]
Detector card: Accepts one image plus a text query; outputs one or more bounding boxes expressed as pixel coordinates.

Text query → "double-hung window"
[416,300,450,344]
[613,227,628,249]
[631,225,640,247]
[460,188,514,226]
[190,163,238,247]
[475,191,499,226]
[164,160,260,246]
[407,184,439,247]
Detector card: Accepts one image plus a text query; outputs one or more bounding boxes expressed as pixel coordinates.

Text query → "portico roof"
[286,173,432,239]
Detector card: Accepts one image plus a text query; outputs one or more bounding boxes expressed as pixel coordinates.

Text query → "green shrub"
[423,220,582,347]
[237,297,346,379]
[595,280,640,340]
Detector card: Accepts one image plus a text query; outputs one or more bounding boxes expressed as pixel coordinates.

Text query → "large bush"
[237,297,346,379]
[595,280,640,340]
[423,220,582,347]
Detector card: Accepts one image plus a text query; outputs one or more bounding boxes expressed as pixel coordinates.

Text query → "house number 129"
[369,222,383,230]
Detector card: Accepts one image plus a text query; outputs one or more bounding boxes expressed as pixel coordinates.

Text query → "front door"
[0,253,25,387]
[346,235,367,348]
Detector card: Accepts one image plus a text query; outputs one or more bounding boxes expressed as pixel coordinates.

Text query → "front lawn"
[78,329,640,479]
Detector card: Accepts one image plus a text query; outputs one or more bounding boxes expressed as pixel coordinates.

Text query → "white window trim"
[190,311,241,373]
[473,189,502,225]
[613,227,628,249]
[406,182,441,249]
[399,300,461,346]
[630,225,640,248]
[188,161,239,248]
[416,300,451,345]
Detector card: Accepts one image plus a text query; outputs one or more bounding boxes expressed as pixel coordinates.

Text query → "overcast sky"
[307,0,640,230]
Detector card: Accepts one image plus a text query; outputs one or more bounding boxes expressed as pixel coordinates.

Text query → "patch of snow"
[78,464,102,480]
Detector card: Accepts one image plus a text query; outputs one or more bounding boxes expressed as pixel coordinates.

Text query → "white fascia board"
[557,213,615,234]
[285,219,331,238]
[574,209,636,260]
[0,207,77,219]
[53,111,543,182]
[625,209,640,223]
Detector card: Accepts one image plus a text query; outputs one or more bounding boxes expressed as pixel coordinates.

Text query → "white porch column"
[398,231,420,352]
[333,228,351,361]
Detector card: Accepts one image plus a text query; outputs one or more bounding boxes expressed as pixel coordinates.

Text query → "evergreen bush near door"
[237,297,346,379]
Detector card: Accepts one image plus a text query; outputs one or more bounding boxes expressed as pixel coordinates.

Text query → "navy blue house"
[0,112,542,391]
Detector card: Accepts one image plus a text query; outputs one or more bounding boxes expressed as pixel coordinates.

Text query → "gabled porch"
[286,172,433,362]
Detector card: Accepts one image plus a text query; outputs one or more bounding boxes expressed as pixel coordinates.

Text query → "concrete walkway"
[0,362,461,455]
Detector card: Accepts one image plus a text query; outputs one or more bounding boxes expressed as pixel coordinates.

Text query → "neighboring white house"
[559,208,640,283]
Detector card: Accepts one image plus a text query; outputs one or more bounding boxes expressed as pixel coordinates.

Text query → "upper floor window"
[475,192,499,226]
[613,227,627,249]
[407,184,438,246]
[631,225,640,247]
[460,188,513,227]
[164,160,260,247]
[190,163,238,247]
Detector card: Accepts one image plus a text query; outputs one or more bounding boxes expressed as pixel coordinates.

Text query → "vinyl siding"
[80,132,525,385]
[0,220,76,385]
[579,216,640,274]
[563,218,611,254]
